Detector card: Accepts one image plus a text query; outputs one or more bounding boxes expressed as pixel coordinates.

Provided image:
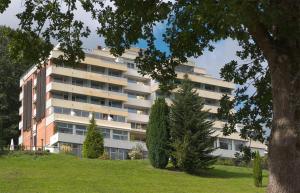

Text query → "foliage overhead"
[0,26,35,146]
[146,97,170,168]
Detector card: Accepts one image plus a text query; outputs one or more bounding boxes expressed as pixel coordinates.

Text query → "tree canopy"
[0,26,35,147]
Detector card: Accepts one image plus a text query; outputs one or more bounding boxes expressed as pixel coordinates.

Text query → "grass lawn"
[0,153,268,193]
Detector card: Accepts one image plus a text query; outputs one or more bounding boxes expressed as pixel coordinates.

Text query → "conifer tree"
[170,75,216,173]
[146,97,170,168]
[82,116,104,159]
[253,151,263,187]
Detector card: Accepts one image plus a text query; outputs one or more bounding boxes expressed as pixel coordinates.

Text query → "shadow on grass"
[166,166,253,179]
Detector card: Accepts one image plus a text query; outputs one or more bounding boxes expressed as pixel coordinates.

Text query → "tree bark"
[267,53,300,193]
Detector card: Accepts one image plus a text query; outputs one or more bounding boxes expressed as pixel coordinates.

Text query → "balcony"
[124,98,152,108]
[48,82,128,101]
[48,98,128,117]
[19,121,23,130]
[177,72,235,89]
[127,113,149,123]
[124,82,151,93]
[48,66,128,86]
[203,105,219,114]
[19,92,23,101]
[124,68,150,80]
[52,113,131,130]
[196,89,233,100]
[19,106,23,115]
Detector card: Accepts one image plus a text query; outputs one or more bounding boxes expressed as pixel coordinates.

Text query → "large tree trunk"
[267,53,300,193]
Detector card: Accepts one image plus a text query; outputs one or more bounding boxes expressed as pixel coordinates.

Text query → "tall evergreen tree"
[170,75,216,173]
[82,116,104,159]
[253,151,263,187]
[146,97,170,169]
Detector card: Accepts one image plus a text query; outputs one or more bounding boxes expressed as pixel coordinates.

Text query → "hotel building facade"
[18,46,266,159]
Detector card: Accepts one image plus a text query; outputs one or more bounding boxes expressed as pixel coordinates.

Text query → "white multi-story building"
[18,46,266,159]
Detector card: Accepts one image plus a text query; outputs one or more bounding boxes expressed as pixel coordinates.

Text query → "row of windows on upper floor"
[56,63,123,77]
[53,106,126,122]
[52,74,150,100]
[156,91,221,107]
[173,79,232,95]
[56,62,231,95]
[51,91,150,115]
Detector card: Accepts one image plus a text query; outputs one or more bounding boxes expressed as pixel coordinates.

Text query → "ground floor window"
[219,138,232,150]
[105,147,129,160]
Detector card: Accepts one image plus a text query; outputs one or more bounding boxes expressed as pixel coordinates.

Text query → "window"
[52,92,69,100]
[91,97,105,106]
[91,81,105,90]
[205,98,219,106]
[128,78,137,84]
[128,108,137,113]
[54,107,63,114]
[108,100,122,108]
[101,128,110,138]
[204,84,216,91]
[72,94,87,103]
[56,122,73,134]
[219,138,232,150]
[55,107,71,115]
[128,93,137,99]
[75,124,87,135]
[131,122,147,130]
[72,78,87,87]
[94,112,101,119]
[73,109,89,117]
[234,141,246,152]
[74,64,87,71]
[62,108,71,115]
[112,130,128,140]
[53,75,69,83]
[220,87,232,94]
[127,92,146,100]
[91,66,105,74]
[108,84,121,92]
[108,69,122,77]
[127,62,135,69]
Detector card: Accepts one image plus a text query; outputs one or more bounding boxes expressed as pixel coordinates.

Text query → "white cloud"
[191,39,242,78]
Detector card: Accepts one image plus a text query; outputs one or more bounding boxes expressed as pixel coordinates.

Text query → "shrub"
[60,144,72,154]
[99,151,110,160]
[215,158,235,166]
[146,97,170,168]
[128,144,144,160]
[82,116,104,159]
[253,151,263,187]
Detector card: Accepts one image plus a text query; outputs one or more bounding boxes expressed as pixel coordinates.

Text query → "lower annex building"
[18,46,267,159]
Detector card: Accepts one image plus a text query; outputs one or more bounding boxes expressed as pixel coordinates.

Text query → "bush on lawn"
[82,116,104,159]
[60,144,72,154]
[253,151,263,187]
[99,151,110,160]
[128,144,144,160]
